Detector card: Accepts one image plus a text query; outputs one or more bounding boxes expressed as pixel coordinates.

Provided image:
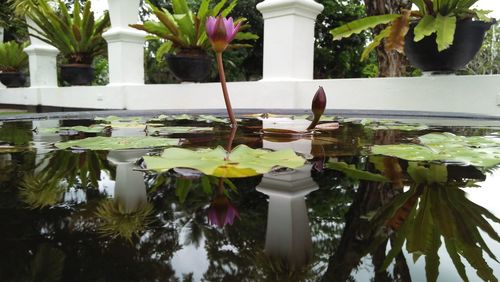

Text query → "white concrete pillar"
[24,17,59,87]
[257,0,323,81]
[103,0,145,85]
[257,164,318,266]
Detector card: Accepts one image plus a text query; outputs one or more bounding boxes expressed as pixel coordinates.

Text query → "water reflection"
[0,117,499,281]
[321,159,500,282]
[257,164,317,268]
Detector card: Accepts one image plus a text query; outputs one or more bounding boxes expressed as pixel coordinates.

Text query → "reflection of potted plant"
[0,41,29,87]
[26,0,110,85]
[130,0,258,82]
[331,0,495,72]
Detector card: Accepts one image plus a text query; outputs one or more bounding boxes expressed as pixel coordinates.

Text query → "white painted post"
[103,0,146,85]
[24,17,59,87]
[0,26,4,42]
[257,0,323,81]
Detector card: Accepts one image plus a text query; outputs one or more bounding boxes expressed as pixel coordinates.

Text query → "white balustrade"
[24,17,59,87]
[257,0,324,81]
[103,0,146,85]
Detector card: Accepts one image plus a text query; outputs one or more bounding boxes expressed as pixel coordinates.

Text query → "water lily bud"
[312,86,327,118]
[206,16,241,53]
[307,86,327,130]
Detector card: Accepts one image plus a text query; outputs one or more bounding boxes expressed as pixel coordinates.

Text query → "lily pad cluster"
[55,136,179,150]
[371,132,500,168]
[144,145,306,178]
[344,118,430,131]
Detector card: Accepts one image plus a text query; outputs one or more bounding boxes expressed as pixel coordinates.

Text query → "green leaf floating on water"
[143,145,306,178]
[371,133,500,168]
[41,125,110,134]
[147,126,213,136]
[55,136,179,150]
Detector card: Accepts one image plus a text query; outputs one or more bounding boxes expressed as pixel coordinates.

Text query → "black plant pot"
[60,64,94,86]
[166,53,212,82]
[0,72,27,88]
[404,20,494,72]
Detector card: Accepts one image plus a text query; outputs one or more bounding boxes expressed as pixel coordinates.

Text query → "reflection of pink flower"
[207,195,240,228]
[206,16,241,53]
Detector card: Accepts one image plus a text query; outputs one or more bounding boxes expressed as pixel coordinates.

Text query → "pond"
[0,111,499,282]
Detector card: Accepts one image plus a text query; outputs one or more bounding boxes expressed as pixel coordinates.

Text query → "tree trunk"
[364,0,412,77]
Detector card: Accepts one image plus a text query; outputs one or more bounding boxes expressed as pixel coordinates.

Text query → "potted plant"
[0,41,29,87]
[331,0,495,72]
[130,0,258,82]
[25,0,110,85]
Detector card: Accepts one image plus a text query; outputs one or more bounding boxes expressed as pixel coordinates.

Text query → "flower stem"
[216,52,237,128]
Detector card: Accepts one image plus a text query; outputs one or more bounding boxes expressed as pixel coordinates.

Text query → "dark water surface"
[0,114,499,282]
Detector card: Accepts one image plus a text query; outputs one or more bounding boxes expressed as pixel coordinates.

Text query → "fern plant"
[25,0,110,65]
[0,41,29,72]
[130,0,258,59]
[331,0,494,61]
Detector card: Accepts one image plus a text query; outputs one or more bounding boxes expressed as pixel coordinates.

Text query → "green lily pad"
[326,161,388,182]
[147,126,213,136]
[95,115,145,123]
[55,136,179,150]
[197,115,229,123]
[371,133,500,168]
[143,145,306,178]
[41,125,110,134]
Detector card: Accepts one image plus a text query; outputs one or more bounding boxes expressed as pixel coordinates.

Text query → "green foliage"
[19,172,66,209]
[314,0,377,78]
[371,132,500,168]
[26,0,110,64]
[55,136,179,150]
[131,0,258,57]
[95,199,155,242]
[331,0,494,60]
[0,41,28,72]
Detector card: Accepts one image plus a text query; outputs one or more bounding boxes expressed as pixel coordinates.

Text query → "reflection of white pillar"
[107,150,149,212]
[24,17,59,87]
[263,133,312,158]
[0,26,4,42]
[257,0,323,81]
[257,164,318,266]
[32,120,60,174]
[104,0,145,85]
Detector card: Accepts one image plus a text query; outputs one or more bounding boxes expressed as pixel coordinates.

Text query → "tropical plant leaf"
[175,177,193,203]
[361,26,391,61]
[435,14,456,51]
[331,14,401,41]
[424,225,442,282]
[414,15,437,41]
[444,238,470,282]
[55,136,178,150]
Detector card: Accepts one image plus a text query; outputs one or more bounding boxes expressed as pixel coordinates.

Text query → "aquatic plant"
[55,136,179,150]
[206,16,241,127]
[207,193,240,228]
[143,144,305,178]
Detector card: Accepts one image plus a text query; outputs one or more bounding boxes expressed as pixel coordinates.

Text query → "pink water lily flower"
[207,194,240,228]
[206,16,241,53]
